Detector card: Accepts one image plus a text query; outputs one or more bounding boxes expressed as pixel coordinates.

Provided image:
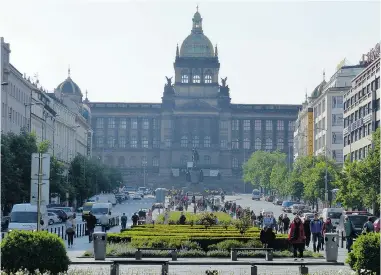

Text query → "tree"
[269,162,288,197]
[243,151,287,194]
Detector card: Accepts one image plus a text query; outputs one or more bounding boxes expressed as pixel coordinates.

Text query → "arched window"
[192,136,199,148]
[141,156,147,167]
[181,136,188,148]
[232,138,239,149]
[243,138,250,149]
[193,74,201,84]
[152,156,159,167]
[203,136,211,148]
[204,155,211,164]
[118,156,125,167]
[265,138,272,151]
[232,157,239,168]
[204,74,212,84]
[181,74,189,84]
[277,138,284,150]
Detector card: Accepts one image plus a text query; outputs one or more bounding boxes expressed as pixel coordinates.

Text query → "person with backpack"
[310,213,323,252]
[343,215,356,252]
[362,217,375,234]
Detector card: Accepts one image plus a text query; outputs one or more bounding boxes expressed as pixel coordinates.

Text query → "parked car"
[51,207,74,219]
[274,199,283,205]
[47,212,61,225]
[133,193,142,200]
[374,218,380,232]
[1,216,11,232]
[265,196,275,202]
[282,201,296,212]
[48,209,67,222]
[152,203,164,210]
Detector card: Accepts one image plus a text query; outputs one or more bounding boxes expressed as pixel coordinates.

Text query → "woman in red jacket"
[288,216,306,260]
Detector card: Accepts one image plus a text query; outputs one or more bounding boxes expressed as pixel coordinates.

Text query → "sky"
[0,0,380,105]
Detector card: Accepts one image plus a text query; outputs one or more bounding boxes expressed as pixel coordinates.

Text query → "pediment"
[176,99,219,112]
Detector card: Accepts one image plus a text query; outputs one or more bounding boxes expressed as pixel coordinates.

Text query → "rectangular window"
[96,136,103,147]
[165,138,171,148]
[119,136,126,148]
[277,121,284,131]
[266,120,272,131]
[220,121,228,129]
[232,120,239,131]
[153,137,160,148]
[131,118,138,129]
[108,118,115,128]
[322,117,326,130]
[288,121,295,132]
[332,132,343,144]
[96,118,104,128]
[255,120,261,130]
[243,120,250,131]
[131,136,137,148]
[332,114,343,126]
[107,136,115,148]
[332,96,343,109]
[220,139,228,148]
[119,118,127,129]
[153,118,159,130]
[142,118,149,129]
[142,137,148,148]
[231,139,239,149]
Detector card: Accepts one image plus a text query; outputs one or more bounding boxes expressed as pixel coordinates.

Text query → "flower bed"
[108,224,289,250]
[83,243,323,259]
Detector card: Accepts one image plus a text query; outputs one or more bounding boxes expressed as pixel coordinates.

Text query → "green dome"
[56,76,82,96]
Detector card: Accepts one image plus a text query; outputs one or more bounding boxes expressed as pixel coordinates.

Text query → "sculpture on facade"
[191,148,199,166]
[221,77,228,87]
[165,76,173,86]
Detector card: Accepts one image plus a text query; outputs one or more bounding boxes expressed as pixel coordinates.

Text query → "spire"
[176,44,179,57]
[68,65,71,78]
[85,90,88,99]
[305,90,308,103]
[215,44,218,57]
[192,5,203,34]
[323,69,325,81]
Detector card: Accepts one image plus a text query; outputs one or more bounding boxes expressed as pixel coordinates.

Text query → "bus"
[252,189,261,201]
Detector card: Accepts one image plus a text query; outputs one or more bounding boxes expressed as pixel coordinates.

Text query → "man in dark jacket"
[303,216,311,248]
[282,214,290,233]
[132,213,139,226]
[179,212,186,225]
[86,212,97,243]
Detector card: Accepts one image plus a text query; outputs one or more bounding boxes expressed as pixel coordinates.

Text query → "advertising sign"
[30,180,50,206]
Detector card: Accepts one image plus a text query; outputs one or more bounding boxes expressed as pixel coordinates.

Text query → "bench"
[70,259,345,275]
[230,248,274,261]
[135,248,177,261]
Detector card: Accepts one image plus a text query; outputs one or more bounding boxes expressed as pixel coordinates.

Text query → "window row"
[344,145,373,162]
[181,136,211,148]
[96,136,160,148]
[344,102,372,128]
[96,118,159,130]
[107,156,159,167]
[343,123,373,146]
[181,70,213,84]
[7,83,31,105]
[344,77,379,111]
[227,138,293,150]
[2,103,28,128]
[230,120,293,131]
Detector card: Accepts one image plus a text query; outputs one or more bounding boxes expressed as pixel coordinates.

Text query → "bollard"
[250,265,257,275]
[135,250,142,260]
[341,235,344,248]
[230,250,237,261]
[266,250,273,261]
[299,266,308,275]
[61,226,65,239]
[171,250,177,261]
[110,263,119,275]
[161,263,168,275]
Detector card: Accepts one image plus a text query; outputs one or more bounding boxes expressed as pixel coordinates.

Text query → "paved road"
[66,195,156,257]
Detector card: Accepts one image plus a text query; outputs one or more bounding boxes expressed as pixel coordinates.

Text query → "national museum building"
[89,10,301,190]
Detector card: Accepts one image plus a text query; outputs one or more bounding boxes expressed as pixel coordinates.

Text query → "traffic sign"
[31,153,51,180]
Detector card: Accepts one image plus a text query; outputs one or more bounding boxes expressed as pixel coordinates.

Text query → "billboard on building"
[307,109,314,155]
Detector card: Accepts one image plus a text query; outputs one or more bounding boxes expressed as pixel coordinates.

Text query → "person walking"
[132,213,139,226]
[282,214,290,234]
[86,211,97,243]
[343,215,356,252]
[65,215,76,248]
[100,212,109,232]
[310,214,323,252]
[362,217,375,234]
[288,216,306,261]
[121,213,128,230]
[303,216,311,248]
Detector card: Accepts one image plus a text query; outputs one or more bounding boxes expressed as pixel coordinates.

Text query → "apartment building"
[343,45,380,162]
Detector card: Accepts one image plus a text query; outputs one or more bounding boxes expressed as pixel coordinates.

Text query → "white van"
[91,203,112,221]
[252,189,261,200]
[322,208,344,228]
[8,203,49,231]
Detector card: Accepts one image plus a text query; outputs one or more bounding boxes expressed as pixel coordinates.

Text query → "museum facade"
[89,9,301,190]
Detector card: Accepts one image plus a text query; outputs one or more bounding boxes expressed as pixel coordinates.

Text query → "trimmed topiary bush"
[1,230,70,274]
[346,232,380,275]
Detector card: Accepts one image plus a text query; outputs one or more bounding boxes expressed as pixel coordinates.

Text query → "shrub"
[346,232,380,275]
[1,230,70,274]
[216,239,245,250]
[198,212,217,229]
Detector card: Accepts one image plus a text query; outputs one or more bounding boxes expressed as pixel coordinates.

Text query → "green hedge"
[347,232,380,275]
[1,230,70,274]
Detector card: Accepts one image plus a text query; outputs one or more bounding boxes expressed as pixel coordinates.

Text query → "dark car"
[1,216,11,232]
[48,209,67,222]
[266,196,275,202]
